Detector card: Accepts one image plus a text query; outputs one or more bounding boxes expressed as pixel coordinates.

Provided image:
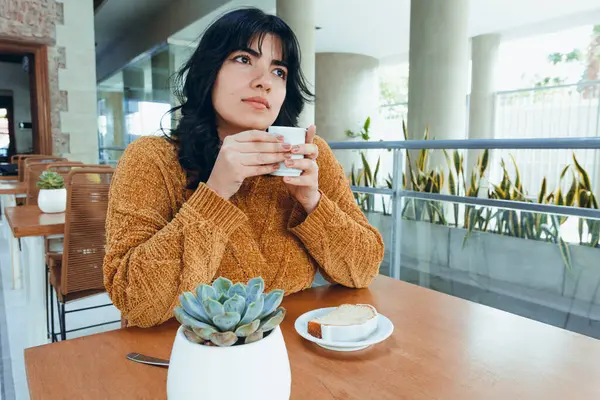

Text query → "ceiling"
[94,0,172,55]
[170,0,600,63]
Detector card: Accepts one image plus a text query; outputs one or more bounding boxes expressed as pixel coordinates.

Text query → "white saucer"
[294,307,394,352]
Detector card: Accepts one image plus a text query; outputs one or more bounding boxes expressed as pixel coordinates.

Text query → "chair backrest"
[21,156,67,181]
[17,154,42,182]
[46,163,110,177]
[61,168,115,296]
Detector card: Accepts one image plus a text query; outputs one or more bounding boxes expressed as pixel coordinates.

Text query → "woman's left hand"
[283,125,321,214]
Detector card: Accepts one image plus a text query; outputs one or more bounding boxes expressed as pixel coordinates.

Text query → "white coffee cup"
[267,126,307,177]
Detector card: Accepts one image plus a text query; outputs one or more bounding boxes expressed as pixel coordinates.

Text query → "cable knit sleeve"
[287,137,384,288]
[103,137,247,328]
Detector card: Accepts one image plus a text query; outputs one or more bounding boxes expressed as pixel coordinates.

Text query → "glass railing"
[329,137,600,340]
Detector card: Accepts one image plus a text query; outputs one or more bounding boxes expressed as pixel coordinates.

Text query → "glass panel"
[397,197,600,339]
[97,44,188,165]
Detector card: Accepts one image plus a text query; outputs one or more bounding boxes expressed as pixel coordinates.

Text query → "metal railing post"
[390,149,404,280]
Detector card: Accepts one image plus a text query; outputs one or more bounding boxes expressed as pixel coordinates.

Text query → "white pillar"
[468,34,501,189]
[315,53,379,173]
[407,0,470,170]
[276,0,315,128]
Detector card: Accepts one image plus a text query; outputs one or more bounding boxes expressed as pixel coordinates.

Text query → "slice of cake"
[307,304,378,342]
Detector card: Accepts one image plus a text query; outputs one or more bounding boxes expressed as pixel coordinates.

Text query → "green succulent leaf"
[212,312,241,332]
[212,277,233,296]
[183,328,204,344]
[192,326,217,340]
[228,282,247,298]
[245,330,264,344]
[240,295,264,326]
[36,171,65,190]
[174,306,216,331]
[259,289,284,319]
[210,331,238,347]
[179,292,212,324]
[202,298,225,319]
[259,307,286,332]
[235,319,260,337]
[196,284,217,302]
[246,281,265,305]
[223,294,246,315]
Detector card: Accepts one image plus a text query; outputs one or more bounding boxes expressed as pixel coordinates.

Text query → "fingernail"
[277,135,284,141]
[292,145,300,153]
[282,143,292,150]
[285,160,293,166]
[284,153,292,159]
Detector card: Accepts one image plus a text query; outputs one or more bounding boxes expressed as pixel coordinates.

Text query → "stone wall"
[0,0,97,162]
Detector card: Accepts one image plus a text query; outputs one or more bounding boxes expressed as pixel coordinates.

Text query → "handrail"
[328,137,600,150]
[350,186,600,219]
[495,80,600,96]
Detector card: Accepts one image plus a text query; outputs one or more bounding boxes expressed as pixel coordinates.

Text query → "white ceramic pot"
[38,188,67,213]
[167,326,291,399]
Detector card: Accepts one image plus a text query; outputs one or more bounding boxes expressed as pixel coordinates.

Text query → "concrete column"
[315,53,379,173]
[407,0,470,171]
[276,0,315,128]
[467,34,501,194]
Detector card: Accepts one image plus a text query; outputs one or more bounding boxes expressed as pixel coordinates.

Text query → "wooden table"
[0,182,26,195]
[5,205,65,347]
[24,276,600,399]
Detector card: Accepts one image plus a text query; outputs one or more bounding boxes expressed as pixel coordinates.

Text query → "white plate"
[294,307,394,352]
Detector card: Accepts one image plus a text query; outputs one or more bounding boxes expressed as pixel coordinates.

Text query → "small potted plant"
[167,276,291,400]
[36,171,66,213]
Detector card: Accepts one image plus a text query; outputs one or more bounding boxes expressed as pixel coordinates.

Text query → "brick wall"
[0,0,97,162]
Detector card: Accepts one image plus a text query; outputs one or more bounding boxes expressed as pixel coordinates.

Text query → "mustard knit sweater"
[103,136,384,328]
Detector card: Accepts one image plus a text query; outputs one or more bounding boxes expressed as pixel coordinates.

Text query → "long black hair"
[166,7,314,189]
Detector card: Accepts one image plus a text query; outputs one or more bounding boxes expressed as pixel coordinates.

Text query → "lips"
[242,97,270,110]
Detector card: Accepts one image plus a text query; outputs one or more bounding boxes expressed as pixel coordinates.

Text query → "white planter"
[38,188,66,213]
[167,326,291,400]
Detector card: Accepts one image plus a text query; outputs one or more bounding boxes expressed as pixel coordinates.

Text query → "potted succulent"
[36,171,66,213]
[167,276,291,400]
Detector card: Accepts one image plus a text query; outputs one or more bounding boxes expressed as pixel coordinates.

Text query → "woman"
[103,7,384,328]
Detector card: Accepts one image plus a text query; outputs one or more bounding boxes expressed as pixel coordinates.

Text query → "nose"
[250,68,273,93]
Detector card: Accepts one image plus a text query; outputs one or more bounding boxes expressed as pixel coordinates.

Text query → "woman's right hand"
[206,130,291,200]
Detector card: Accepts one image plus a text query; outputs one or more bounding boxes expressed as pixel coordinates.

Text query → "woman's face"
[213,34,288,136]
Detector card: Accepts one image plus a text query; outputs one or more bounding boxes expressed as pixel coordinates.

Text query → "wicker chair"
[47,168,119,341]
[24,161,78,206]
[18,155,64,182]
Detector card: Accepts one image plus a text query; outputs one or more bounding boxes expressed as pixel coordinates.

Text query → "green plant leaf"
[573,153,591,190]
[212,312,241,332]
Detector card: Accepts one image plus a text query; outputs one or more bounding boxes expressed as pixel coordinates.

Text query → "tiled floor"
[0,238,121,400]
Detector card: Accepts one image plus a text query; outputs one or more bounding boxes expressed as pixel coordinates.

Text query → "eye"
[273,68,287,79]
[233,54,251,64]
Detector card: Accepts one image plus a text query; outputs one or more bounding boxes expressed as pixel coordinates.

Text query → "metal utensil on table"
[126,352,169,368]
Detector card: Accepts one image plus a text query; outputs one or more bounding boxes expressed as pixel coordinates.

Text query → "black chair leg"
[45,265,49,339]
[60,302,67,341]
[55,291,63,341]
[50,286,55,342]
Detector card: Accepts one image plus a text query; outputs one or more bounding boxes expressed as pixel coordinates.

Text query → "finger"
[306,125,316,143]
[246,163,280,177]
[284,158,317,172]
[234,130,283,143]
[291,143,319,158]
[283,174,317,188]
[242,153,290,166]
[236,141,292,153]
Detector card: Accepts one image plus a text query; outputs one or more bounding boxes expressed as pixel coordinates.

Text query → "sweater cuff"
[181,183,247,235]
[288,191,337,240]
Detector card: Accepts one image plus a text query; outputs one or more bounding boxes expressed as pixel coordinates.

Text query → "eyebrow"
[238,47,288,68]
